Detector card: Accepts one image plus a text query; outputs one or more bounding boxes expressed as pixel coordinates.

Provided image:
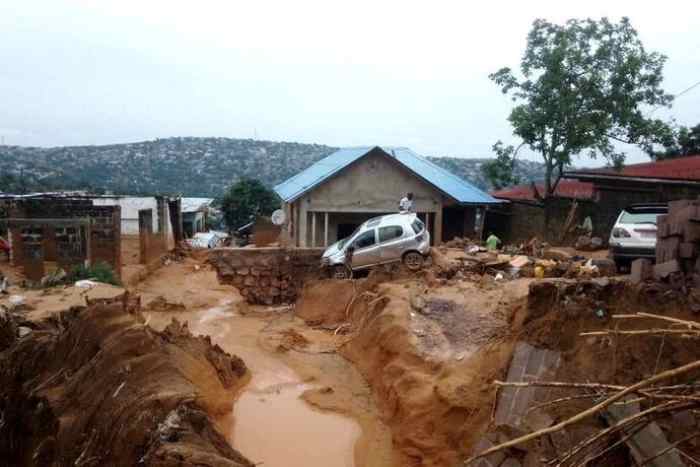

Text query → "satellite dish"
[271,209,286,226]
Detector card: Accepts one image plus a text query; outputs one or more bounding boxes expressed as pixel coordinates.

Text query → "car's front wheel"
[403,251,424,271]
[332,264,352,280]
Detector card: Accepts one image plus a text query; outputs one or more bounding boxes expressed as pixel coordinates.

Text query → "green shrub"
[69,261,120,286]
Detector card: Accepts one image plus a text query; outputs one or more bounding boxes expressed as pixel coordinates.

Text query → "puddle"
[145,301,360,467]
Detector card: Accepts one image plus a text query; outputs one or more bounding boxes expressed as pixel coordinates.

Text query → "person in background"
[399,192,414,213]
[485,232,502,251]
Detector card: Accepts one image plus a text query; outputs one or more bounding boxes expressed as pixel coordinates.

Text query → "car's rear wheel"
[332,264,352,280]
[403,251,424,271]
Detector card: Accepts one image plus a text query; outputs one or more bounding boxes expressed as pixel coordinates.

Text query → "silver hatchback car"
[321,213,431,279]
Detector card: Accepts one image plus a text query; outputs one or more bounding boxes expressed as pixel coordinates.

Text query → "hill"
[0,137,545,196]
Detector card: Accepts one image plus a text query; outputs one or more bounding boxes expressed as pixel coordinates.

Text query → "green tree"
[482,141,523,189]
[491,17,673,197]
[651,123,700,160]
[220,178,280,230]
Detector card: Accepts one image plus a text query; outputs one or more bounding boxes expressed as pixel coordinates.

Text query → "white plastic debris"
[75,280,98,289]
[18,326,32,337]
[495,272,504,281]
[8,295,25,307]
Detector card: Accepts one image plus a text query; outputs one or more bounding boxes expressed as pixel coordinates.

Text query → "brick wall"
[7,198,121,281]
[209,247,324,305]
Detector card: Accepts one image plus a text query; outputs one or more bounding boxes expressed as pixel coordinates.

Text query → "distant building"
[491,180,594,202]
[564,155,700,237]
[274,146,501,247]
[181,197,214,237]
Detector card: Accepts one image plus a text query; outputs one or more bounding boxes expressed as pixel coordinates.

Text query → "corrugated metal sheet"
[491,180,594,201]
[274,146,501,205]
[567,154,700,181]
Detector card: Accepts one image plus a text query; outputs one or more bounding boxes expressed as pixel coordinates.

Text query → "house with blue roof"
[274,146,501,247]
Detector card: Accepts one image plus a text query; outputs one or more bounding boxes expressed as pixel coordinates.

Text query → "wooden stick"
[553,400,688,467]
[580,329,700,337]
[612,313,700,329]
[465,359,700,464]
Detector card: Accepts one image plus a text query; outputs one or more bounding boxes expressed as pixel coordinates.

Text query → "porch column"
[298,202,308,247]
[434,207,443,246]
[324,212,329,246]
[311,211,317,247]
[425,212,431,245]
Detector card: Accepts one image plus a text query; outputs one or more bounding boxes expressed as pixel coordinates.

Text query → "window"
[620,211,663,225]
[411,219,425,234]
[378,225,403,242]
[353,230,376,249]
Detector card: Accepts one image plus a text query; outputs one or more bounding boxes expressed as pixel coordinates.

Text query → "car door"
[350,229,379,268]
[377,225,407,263]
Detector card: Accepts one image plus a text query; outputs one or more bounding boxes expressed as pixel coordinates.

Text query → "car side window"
[411,219,424,234]
[353,230,376,249]
[378,225,403,243]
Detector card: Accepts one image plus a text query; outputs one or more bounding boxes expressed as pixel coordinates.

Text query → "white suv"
[609,204,667,269]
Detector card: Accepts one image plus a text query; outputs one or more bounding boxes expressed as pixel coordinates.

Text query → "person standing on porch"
[399,193,414,213]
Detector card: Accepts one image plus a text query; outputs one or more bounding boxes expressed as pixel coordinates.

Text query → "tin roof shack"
[274,146,501,247]
[180,197,214,238]
[565,155,700,239]
[3,196,122,282]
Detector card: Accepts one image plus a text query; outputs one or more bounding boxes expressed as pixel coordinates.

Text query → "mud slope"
[340,279,530,467]
[0,296,254,467]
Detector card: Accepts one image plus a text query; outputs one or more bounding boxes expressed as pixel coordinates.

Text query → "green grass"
[69,261,120,286]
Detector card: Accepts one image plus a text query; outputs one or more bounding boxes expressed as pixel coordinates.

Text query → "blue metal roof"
[274,146,501,205]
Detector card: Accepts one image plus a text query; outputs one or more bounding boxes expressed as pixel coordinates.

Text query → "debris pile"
[432,241,616,282]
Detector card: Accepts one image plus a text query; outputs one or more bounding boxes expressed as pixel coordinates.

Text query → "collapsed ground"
[1,245,699,467]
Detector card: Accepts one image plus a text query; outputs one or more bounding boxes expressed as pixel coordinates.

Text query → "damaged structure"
[274,146,501,247]
[1,193,184,281]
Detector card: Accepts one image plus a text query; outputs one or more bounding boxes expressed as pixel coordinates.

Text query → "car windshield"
[619,211,663,225]
[337,226,363,249]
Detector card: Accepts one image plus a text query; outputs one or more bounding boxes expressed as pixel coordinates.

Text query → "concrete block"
[653,260,681,280]
[680,242,697,259]
[630,259,653,283]
[668,199,691,214]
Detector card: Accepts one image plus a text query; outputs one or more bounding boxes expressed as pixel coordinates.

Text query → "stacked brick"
[652,199,700,280]
[209,247,324,305]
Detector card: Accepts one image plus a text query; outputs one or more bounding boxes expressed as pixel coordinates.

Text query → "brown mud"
[139,258,392,467]
[0,294,253,466]
[335,278,533,467]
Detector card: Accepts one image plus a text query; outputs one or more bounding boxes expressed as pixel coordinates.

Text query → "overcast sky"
[1,0,698,165]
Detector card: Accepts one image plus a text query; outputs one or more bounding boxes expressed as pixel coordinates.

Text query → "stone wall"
[209,247,325,305]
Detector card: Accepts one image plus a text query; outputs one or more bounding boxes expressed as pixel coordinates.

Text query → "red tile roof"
[569,154,700,180]
[491,179,594,201]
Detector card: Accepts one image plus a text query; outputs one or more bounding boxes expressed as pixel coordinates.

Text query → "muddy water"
[145,301,360,467]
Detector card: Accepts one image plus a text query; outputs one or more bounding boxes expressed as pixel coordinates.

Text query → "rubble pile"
[433,240,616,282]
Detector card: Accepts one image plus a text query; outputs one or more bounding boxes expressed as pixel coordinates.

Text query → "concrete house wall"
[285,150,448,247]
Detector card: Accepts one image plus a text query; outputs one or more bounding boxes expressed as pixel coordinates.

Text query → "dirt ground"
[4,242,696,467]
